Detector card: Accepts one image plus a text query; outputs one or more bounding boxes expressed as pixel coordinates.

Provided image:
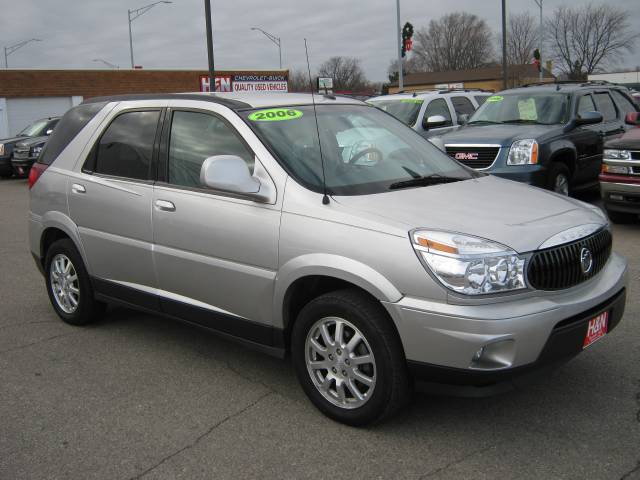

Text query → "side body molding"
[272,253,403,329]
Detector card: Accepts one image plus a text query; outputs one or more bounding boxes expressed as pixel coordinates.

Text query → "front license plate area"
[583,311,609,348]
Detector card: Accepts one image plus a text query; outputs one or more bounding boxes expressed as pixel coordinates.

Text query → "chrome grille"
[445,145,500,169]
[527,229,612,291]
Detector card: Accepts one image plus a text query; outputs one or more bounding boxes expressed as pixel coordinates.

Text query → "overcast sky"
[2,0,639,81]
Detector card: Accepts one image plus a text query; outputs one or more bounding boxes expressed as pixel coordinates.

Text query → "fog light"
[469,339,516,370]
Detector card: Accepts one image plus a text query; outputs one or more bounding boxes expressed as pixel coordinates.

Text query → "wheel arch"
[39,212,89,273]
[548,146,577,178]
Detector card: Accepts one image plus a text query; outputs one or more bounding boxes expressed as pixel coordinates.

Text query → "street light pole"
[4,38,41,69]
[395,0,403,91]
[501,0,508,90]
[127,1,172,69]
[250,27,282,69]
[204,0,215,91]
[534,0,543,81]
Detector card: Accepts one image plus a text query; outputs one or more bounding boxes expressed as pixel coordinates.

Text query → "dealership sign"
[200,74,288,93]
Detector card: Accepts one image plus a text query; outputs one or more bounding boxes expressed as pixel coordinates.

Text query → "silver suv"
[29,93,627,425]
[368,89,491,138]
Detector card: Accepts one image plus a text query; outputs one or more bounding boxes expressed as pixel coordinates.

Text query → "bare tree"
[547,4,639,79]
[317,56,367,92]
[412,12,494,71]
[288,68,312,93]
[501,12,538,65]
[387,56,426,82]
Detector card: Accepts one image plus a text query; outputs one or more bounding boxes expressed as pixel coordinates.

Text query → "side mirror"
[625,112,640,126]
[575,111,603,126]
[200,155,267,201]
[423,115,448,130]
[458,113,470,125]
[46,129,53,135]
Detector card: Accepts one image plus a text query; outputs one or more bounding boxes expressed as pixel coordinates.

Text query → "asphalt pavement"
[1,177,639,480]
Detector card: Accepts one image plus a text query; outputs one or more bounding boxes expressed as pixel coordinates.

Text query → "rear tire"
[547,163,571,196]
[45,239,105,325]
[291,289,410,426]
[606,209,638,224]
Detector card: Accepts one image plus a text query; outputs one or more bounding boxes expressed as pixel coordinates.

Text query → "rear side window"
[39,102,107,165]
[423,98,452,126]
[168,111,254,188]
[94,110,160,180]
[593,93,618,122]
[610,90,637,115]
[450,96,476,116]
[475,95,489,106]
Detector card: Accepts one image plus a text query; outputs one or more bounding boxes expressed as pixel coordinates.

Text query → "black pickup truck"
[439,82,639,196]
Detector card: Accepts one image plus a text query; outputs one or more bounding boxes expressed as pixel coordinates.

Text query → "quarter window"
[168,111,254,188]
[94,110,159,180]
[593,93,618,122]
[610,90,637,115]
[451,96,476,116]
[423,98,452,127]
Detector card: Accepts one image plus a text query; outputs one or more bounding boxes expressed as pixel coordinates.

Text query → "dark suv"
[0,117,59,178]
[439,82,639,196]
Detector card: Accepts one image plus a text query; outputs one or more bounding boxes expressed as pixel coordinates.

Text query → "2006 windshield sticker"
[248,109,303,122]
[487,95,504,103]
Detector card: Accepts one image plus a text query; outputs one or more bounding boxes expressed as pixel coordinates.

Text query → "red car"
[600,112,640,223]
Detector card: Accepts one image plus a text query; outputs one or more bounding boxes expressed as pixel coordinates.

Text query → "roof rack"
[521,80,621,89]
[437,88,494,94]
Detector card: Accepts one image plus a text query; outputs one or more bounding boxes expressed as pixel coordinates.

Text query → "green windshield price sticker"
[248,108,303,122]
[486,95,504,103]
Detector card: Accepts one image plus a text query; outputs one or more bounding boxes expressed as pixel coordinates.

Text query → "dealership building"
[0,69,288,138]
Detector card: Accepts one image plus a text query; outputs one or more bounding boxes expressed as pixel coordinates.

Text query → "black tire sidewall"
[291,291,406,426]
[45,239,99,325]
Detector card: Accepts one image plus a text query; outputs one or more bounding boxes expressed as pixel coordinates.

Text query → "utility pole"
[127,1,172,69]
[4,39,41,69]
[396,0,403,91]
[204,0,215,91]
[501,0,508,90]
[534,0,543,81]
[251,28,282,69]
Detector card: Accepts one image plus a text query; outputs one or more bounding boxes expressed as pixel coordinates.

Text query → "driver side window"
[423,99,453,128]
[168,111,254,188]
[577,95,596,116]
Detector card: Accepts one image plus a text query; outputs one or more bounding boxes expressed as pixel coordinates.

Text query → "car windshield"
[243,104,476,195]
[18,119,53,137]
[469,92,570,125]
[368,98,423,126]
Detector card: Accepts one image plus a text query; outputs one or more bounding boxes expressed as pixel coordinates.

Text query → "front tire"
[547,163,570,196]
[291,289,410,426]
[45,239,104,325]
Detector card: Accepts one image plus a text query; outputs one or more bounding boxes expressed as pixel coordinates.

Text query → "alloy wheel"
[50,254,80,314]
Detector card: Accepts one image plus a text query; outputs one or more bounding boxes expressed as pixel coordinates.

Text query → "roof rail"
[437,88,494,94]
[521,79,621,89]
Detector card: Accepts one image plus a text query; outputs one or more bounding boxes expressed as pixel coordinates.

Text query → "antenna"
[304,38,330,205]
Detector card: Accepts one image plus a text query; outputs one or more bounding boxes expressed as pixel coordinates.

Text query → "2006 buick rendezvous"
[29,93,627,425]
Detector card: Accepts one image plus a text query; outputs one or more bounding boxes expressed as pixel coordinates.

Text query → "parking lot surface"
[1,177,639,480]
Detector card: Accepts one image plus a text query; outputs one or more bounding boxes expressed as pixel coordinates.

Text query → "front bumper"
[383,252,628,392]
[600,175,640,214]
[0,155,12,175]
[489,164,548,188]
[11,156,36,176]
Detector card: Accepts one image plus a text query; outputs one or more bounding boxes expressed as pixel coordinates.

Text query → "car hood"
[0,135,28,151]
[15,136,48,148]
[441,123,559,147]
[333,175,606,253]
[605,127,640,150]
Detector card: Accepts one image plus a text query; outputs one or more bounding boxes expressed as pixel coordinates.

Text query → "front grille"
[13,147,29,159]
[527,229,612,291]
[445,146,500,169]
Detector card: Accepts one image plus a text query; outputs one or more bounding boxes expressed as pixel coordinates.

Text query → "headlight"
[603,149,630,160]
[0,144,4,156]
[411,230,526,295]
[507,139,538,165]
[31,146,43,156]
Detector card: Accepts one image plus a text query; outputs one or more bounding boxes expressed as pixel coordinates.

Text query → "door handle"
[154,199,176,212]
[71,183,86,194]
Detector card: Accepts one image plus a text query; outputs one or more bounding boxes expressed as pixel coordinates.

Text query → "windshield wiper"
[501,119,547,125]
[467,120,503,125]
[389,174,464,190]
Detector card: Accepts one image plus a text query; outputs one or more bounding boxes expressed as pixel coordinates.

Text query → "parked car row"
[371,82,639,217]
[0,117,59,178]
